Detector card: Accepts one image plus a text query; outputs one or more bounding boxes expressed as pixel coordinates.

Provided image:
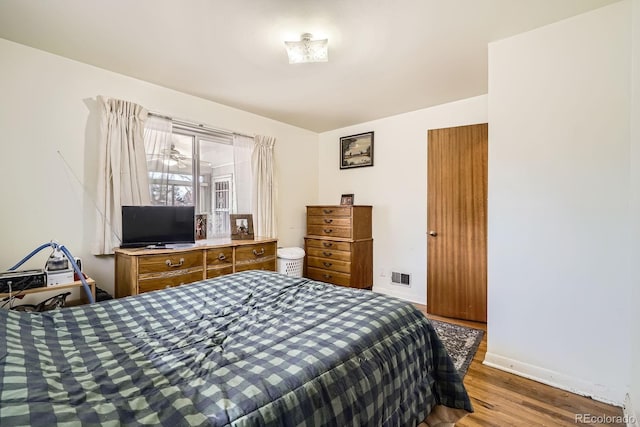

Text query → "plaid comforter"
[0,270,472,426]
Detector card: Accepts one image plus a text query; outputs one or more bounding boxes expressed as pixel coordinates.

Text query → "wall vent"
[391,272,411,286]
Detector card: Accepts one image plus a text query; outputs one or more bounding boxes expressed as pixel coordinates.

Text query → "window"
[213,175,234,236]
[144,119,239,238]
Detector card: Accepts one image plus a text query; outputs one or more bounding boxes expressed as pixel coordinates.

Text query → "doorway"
[427,123,487,322]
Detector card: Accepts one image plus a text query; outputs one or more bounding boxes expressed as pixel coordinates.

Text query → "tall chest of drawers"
[304,205,373,289]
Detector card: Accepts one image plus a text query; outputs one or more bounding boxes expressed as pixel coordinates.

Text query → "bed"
[0,270,472,426]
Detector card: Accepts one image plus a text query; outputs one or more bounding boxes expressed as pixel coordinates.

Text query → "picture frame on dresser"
[230,214,254,240]
[195,214,207,240]
[340,194,354,205]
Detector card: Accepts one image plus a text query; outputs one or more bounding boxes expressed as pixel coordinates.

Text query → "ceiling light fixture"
[284,33,328,64]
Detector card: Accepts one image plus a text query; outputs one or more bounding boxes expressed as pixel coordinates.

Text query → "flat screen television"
[121,205,195,248]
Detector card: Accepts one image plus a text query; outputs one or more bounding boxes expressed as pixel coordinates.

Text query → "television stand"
[145,244,167,249]
[144,243,196,249]
[164,243,196,249]
[114,238,277,297]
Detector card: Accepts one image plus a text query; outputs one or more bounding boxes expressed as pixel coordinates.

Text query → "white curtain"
[252,135,277,238]
[233,134,253,214]
[93,96,150,255]
[143,115,173,205]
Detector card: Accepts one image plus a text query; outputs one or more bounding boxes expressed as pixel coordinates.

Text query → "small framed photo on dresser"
[195,214,207,240]
[340,194,354,205]
[230,214,255,240]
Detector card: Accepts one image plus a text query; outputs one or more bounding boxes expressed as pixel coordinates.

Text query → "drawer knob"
[322,242,333,248]
[323,262,333,268]
[323,209,333,214]
[323,219,333,224]
[323,274,333,279]
[253,248,265,256]
[322,251,332,257]
[218,253,227,261]
[323,228,333,234]
[165,258,185,268]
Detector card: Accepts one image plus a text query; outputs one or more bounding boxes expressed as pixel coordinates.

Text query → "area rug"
[429,319,484,377]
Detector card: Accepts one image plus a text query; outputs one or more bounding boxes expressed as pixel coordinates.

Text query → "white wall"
[317,96,487,304]
[485,1,632,404]
[0,38,318,297]
[629,0,640,422]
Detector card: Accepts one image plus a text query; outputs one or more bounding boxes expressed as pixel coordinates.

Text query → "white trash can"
[277,247,305,277]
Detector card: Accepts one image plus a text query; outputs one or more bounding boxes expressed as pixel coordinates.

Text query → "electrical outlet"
[380,269,386,277]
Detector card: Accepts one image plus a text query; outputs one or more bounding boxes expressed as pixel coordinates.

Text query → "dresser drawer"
[207,265,234,279]
[235,259,276,272]
[307,256,351,274]
[306,247,351,262]
[305,239,352,252]
[307,225,351,239]
[138,270,204,293]
[206,247,233,267]
[307,267,351,287]
[307,206,351,217]
[137,251,203,274]
[235,242,277,263]
[307,216,351,227]
[235,242,277,272]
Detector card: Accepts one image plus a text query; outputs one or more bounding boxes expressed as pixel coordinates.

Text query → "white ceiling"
[0,0,619,133]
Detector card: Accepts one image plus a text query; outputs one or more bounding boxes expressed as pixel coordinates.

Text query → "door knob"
[428,231,437,236]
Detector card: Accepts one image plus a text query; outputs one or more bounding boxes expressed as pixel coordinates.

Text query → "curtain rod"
[148,111,254,139]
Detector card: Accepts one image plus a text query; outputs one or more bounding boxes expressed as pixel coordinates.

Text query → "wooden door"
[427,123,487,322]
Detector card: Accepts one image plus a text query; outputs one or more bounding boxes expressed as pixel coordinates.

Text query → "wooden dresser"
[114,238,277,297]
[304,205,373,289]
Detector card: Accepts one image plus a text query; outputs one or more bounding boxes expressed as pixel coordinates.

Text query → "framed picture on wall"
[340,131,374,169]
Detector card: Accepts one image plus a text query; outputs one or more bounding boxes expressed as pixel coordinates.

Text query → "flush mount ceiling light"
[284,33,328,64]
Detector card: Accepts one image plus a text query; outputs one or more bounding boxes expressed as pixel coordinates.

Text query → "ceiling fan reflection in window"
[164,144,189,168]
[147,144,213,172]
[148,144,190,170]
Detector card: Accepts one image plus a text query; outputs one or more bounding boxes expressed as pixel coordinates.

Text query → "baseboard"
[372,284,425,306]
[483,352,625,406]
[624,394,640,427]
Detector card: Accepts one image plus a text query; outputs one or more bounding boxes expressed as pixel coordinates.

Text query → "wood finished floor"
[413,305,625,426]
